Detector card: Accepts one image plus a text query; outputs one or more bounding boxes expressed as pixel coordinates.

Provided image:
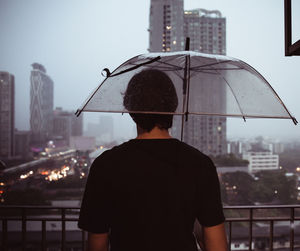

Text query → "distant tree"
[279,149,300,170]
[220,169,298,205]
[254,170,297,204]
[221,171,255,205]
[250,136,269,152]
[212,154,249,167]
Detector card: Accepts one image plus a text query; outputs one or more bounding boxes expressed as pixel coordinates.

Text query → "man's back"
[79,138,224,251]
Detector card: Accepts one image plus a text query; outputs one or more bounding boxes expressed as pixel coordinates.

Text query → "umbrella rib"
[138,64,183,79]
[132,56,184,70]
[191,58,233,69]
[146,64,182,71]
[191,66,242,71]
[188,112,293,119]
[109,56,161,77]
[127,61,182,71]
[213,67,247,121]
[155,59,183,70]
[168,70,183,80]
[190,68,243,78]
[136,59,184,79]
[190,71,220,77]
[80,109,295,120]
[239,60,298,125]
[76,56,162,116]
[75,79,108,117]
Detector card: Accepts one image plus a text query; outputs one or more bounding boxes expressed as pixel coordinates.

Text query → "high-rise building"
[148,0,184,52]
[182,9,227,156]
[148,2,227,156]
[0,72,15,159]
[184,9,226,54]
[53,108,72,146]
[227,141,243,157]
[52,107,83,146]
[72,113,83,137]
[14,130,31,159]
[30,63,54,146]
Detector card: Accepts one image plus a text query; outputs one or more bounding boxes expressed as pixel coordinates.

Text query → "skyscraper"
[182,8,227,156]
[0,72,15,159]
[148,0,184,52]
[184,9,226,54]
[71,113,83,137]
[52,107,83,146]
[148,2,227,156]
[30,63,54,146]
[52,107,72,146]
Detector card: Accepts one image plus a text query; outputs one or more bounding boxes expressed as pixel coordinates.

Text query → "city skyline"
[0,0,299,140]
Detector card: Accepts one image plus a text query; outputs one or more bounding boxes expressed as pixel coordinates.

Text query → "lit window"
[172,40,176,45]
[166,25,171,30]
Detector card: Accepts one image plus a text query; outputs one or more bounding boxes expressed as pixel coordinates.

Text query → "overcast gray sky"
[0,0,299,141]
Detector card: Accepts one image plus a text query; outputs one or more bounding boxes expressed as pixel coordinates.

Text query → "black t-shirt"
[78,138,225,251]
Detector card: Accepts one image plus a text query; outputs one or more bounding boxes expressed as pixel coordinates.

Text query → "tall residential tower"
[182,9,227,156]
[0,72,15,159]
[52,107,83,146]
[30,63,54,146]
[148,0,184,52]
[148,2,227,156]
[184,9,226,54]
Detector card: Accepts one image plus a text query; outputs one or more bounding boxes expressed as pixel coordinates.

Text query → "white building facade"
[243,151,279,173]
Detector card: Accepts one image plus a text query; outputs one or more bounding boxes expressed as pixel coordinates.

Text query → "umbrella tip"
[101,68,111,77]
[75,109,82,117]
[292,117,298,125]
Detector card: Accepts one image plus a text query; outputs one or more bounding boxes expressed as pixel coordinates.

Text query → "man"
[78,69,227,251]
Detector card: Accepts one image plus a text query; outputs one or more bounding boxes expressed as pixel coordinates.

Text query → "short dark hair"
[123,69,178,132]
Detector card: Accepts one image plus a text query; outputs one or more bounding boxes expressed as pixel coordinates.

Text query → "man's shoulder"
[94,140,133,162]
[177,140,211,162]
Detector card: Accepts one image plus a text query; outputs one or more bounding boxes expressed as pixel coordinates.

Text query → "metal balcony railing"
[0,206,85,251]
[224,205,300,251]
[1,205,300,251]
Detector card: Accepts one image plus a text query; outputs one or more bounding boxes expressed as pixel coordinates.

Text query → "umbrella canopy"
[76,51,297,125]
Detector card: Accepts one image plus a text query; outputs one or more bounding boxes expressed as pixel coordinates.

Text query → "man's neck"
[136,126,172,139]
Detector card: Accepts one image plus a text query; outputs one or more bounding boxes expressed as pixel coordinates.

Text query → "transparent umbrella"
[76,50,297,136]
